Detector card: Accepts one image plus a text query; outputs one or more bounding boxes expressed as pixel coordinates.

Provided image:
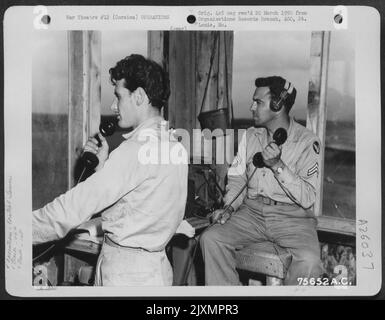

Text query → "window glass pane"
[32,31,68,210]
[322,31,355,219]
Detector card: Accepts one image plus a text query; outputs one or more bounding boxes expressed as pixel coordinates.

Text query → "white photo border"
[3,5,381,297]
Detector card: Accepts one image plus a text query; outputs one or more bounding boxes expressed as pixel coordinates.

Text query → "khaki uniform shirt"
[33,116,188,251]
[224,117,321,213]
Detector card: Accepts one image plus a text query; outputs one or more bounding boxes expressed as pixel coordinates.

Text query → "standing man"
[200,76,324,285]
[33,54,188,286]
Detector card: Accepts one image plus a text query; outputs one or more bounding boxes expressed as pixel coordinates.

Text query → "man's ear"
[134,87,148,106]
[277,103,289,116]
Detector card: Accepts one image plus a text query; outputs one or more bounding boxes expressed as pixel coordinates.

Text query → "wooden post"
[148,31,164,65]
[306,31,331,216]
[164,31,233,130]
[217,31,233,123]
[196,31,219,114]
[148,31,170,120]
[164,31,233,190]
[87,32,101,136]
[68,31,101,188]
[224,32,234,126]
[166,32,197,138]
[195,32,233,188]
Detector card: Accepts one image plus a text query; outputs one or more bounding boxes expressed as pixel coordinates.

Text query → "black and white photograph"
[3,6,381,297]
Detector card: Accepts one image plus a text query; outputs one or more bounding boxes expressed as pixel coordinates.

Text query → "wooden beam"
[224,32,234,126]
[167,32,178,129]
[167,32,197,136]
[165,30,234,185]
[68,31,101,188]
[306,31,331,217]
[196,31,219,114]
[147,31,164,65]
[195,32,234,188]
[317,215,356,236]
[86,32,101,136]
[217,31,233,123]
[68,31,85,188]
[148,31,176,121]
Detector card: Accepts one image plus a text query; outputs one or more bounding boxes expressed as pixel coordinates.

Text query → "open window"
[33,30,356,238]
[32,31,69,210]
[320,31,355,235]
[32,29,356,285]
[32,31,147,207]
[231,30,355,236]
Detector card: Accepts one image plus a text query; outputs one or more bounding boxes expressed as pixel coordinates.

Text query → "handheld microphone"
[76,120,116,184]
[182,127,288,285]
[222,127,288,215]
[253,127,287,168]
[81,120,116,171]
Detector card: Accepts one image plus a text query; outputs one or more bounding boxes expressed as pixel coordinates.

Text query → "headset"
[270,80,294,112]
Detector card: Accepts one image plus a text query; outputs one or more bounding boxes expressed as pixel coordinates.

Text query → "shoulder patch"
[313,141,320,154]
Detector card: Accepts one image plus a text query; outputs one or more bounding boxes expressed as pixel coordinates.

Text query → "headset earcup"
[270,99,281,112]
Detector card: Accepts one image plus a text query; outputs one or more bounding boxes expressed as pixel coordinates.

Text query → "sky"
[33,30,355,122]
[32,31,68,116]
[101,31,148,114]
[232,30,355,121]
[233,31,311,120]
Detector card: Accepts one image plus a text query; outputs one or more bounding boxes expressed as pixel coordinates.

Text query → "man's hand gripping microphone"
[78,120,116,183]
[253,127,287,168]
[183,128,288,285]
[212,127,288,224]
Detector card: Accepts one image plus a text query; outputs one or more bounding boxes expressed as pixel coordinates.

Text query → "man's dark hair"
[109,54,170,109]
[254,76,297,113]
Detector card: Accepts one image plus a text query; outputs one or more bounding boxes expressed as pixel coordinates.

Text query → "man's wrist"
[271,159,285,174]
[224,205,235,213]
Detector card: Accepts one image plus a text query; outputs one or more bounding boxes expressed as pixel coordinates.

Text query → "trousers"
[200,197,324,285]
[94,235,173,286]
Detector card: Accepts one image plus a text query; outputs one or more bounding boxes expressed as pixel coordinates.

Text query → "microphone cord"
[181,165,291,286]
[33,165,90,264]
[181,128,288,285]
[77,167,88,185]
[33,243,56,263]
[33,121,116,270]
[181,167,258,285]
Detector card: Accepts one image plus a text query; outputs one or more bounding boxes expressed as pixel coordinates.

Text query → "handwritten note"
[5,175,23,271]
[358,220,374,270]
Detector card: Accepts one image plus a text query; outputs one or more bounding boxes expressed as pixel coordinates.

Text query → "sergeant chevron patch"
[307,162,319,176]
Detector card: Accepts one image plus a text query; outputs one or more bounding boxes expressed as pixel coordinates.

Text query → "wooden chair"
[235,242,292,285]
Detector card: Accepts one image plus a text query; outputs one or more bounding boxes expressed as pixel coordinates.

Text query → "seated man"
[33,54,188,286]
[200,76,324,285]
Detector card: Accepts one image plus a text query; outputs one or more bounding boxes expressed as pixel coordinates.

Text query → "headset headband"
[277,81,292,101]
[283,80,294,94]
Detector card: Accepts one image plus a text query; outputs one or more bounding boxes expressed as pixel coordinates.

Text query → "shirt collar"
[122,116,165,140]
[286,116,295,141]
[254,116,295,142]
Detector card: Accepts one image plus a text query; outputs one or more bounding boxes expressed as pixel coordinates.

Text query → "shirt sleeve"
[32,141,143,244]
[273,137,321,209]
[223,131,248,211]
